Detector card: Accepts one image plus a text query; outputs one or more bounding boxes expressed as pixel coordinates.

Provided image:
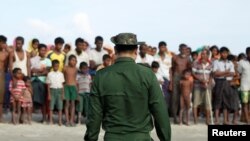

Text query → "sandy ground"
[0,112,208,141]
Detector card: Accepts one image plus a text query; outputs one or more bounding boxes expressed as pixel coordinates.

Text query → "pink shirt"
[9,80,26,95]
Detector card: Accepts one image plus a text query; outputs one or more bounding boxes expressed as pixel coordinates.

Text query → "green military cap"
[111,33,144,45]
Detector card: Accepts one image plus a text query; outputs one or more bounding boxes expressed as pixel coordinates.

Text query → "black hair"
[219,47,230,53]
[12,68,21,75]
[115,45,138,53]
[54,37,65,45]
[179,43,187,49]
[0,35,7,43]
[188,47,192,52]
[75,38,84,46]
[227,54,236,61]
[151,61,160,68]
[68,54,77,61]
[210,45,219,52]
[158,41,167,47]
[95,36,103,43]
[64,44,71,50]
[32,38,39,45]
[38,44,47,50]
[183,69,192,75]
[238,53,246,61]
[191,51,198,56]
[139,43,147,50]
[23,76,31,82]
[16,36,24,44]
[52,59,60,66]
[246,47,250,55]
[79,61,88,69]
[102,54,111,61]
[152,47,157,50]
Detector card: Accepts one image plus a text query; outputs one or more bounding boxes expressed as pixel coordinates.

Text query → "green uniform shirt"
[84,57,171,141]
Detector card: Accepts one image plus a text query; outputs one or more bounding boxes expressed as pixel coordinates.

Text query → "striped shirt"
[192,60,213,88]
[9,80,26,95]
[77,73,92,93]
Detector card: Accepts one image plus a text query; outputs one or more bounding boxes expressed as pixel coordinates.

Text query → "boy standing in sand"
[179,69,193,125]
[76,62,92,125]
[46,60,65,126]
[63,55,78,126]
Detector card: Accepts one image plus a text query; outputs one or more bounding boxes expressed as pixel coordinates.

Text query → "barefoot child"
[179,69,193,125]
[9,68,25,124]
[63,55,78,126]
[22,76,33,124]
[76,62,92,125]
[46,60,65,125]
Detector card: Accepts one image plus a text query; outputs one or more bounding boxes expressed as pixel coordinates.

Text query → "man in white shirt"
[65,38,89,68]
[31,44,52,123]
[135,43,154,67]
[154,41,172,110]
[89,36,108,68]
[238,47,250,124]
[212,47,237,125]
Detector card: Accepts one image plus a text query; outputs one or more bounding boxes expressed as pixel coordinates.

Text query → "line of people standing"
[0,35,112,125]
[1,34,250,126]
[135,42,250,125]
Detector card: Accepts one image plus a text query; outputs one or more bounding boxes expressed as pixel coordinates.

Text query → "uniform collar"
[115,57,135,64]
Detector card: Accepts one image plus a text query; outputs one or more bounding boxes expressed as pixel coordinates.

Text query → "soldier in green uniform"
[84,33,171,141]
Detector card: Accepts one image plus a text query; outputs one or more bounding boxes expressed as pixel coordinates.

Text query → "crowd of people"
[0,34,249,127]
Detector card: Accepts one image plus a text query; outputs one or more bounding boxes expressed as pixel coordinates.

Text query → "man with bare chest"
[9,36,31,77]
[0,35,9,122]
[170,44,192,124]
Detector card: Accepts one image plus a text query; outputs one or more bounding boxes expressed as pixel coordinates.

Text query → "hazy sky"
[1,0,250,54]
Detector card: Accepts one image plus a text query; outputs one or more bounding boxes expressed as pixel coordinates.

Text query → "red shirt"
[9,80,26,95]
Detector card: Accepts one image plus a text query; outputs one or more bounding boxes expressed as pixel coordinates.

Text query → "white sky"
[1,0,250,54]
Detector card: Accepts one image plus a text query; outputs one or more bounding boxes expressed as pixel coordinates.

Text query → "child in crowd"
[179,69,193,126]
[9,68,25,124]
[63,44,71,55]
[76,62,92,125]
[191,51,198,62]
[27,39,39,58]
[151,61,164,89]
[46,60,65,126]
[63,55,78,126]
[22,76,33,124]
[89,61,97,79]
[96,54,112,71]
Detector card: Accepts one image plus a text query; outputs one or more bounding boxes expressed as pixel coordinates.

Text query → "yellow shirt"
[27,41,38,57]
[47,51,66,72]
